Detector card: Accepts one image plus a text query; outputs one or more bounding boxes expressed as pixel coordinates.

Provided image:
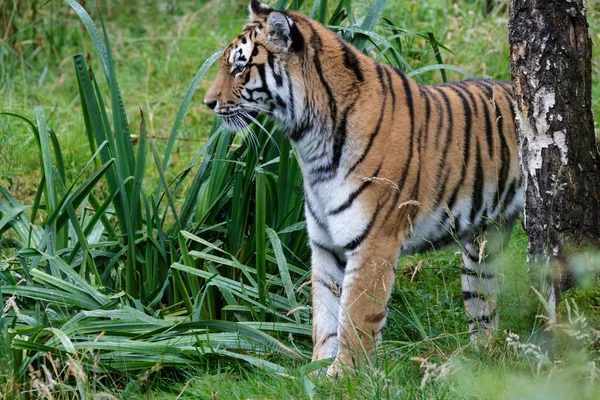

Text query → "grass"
[1,0,600,399]
[1,0,249,200]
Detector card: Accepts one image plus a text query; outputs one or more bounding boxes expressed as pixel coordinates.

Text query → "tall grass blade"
[353,0,388,51]
[407,64,472,79]
[266,228,299,322]
[157,51,223,196]
[255,172,267,310]
[34,107,56,249]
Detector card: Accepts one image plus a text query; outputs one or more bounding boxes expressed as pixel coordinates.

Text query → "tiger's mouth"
[217,108,260,132]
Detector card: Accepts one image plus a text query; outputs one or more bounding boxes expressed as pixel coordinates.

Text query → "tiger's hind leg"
[461,240,499,343]
[461,219,515,344]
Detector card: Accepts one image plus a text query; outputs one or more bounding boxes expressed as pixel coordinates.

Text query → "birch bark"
[509,0,600,301]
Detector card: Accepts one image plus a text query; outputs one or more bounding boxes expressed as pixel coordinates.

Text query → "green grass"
[1,0,600,399]
[1,0,250,200]
[151,230,600,399]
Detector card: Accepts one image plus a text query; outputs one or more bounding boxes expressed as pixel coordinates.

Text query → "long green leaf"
[266,228,299,322]
[256,172,267,309]
[353,0,388,51]
[157,51,223,195]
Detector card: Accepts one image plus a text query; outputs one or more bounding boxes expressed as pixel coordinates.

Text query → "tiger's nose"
[204,99,217,110]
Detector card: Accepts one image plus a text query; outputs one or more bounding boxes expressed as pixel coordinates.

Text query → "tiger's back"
[204,0,522,375]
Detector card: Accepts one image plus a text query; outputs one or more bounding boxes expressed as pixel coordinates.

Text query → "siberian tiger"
[204,0,522,375]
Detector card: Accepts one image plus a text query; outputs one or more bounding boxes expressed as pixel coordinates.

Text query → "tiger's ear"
[266,12,294,50]
[249,0,272,20]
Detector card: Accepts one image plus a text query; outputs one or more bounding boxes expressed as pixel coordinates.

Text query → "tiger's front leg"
[329,238,399,374]
[311,243,346,362]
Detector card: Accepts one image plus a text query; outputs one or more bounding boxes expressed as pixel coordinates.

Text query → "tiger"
[204,0,522,376]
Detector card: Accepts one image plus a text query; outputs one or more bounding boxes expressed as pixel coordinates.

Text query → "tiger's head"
[204,1,305,132]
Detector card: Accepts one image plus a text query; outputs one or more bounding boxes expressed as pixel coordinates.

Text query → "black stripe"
[393,68,414,142]
[455,212,464,233]
[251,44,259,59]
[468,315,491,325]
[420,87,431,151]
[412,91,426,202]
[330,105,350,174]
[503,179,518,209]
[453,82,479,116]
[337,37,364,82]
[315,278,332,290]
[478,93,494,159]
[254,63,272,101]
[471,140,484,222]
[384,67,396,111]
[365,311,387,324]
[317,332,337,348]
[445,85,473,178]
[463,247,481,263]
[309,102,352,180]
[413,163,421,201]
[494,103,509,209]
[289,121,310,141]
[375,64,386,88]
[274,95,287,109]
[344,201,384,251]
[493,83,515,125]
[329,162,382,215]
[310,33,337,134]
[471,79,494,99]
[287,73,295,121]
[495,81,514,99]
[427,87,444,150]
[461,267,496,280]
[481,80,515,123]
[446,173,461,211]
[473,79,514,131]
[435,168,451,206]
[303,144,329,164]
[346,65,387,177]
[435,88,453,160]
[385,68,416,219]
[290,20,305,52]
[506,96,516,125]
[305,196,327,231]
[267,52,283,87]
[463,290,486,301]
[430,87,454,205]
[311,241,346,271]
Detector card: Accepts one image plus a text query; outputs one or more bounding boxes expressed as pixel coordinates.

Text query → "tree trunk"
[508,0,600,309]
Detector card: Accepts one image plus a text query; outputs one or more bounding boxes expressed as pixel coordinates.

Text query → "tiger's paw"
[326,359,344,379]
[305,356,336,380]
[470,328,495,349]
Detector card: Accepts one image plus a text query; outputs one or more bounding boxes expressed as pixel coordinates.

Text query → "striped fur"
[204,1,523,374]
